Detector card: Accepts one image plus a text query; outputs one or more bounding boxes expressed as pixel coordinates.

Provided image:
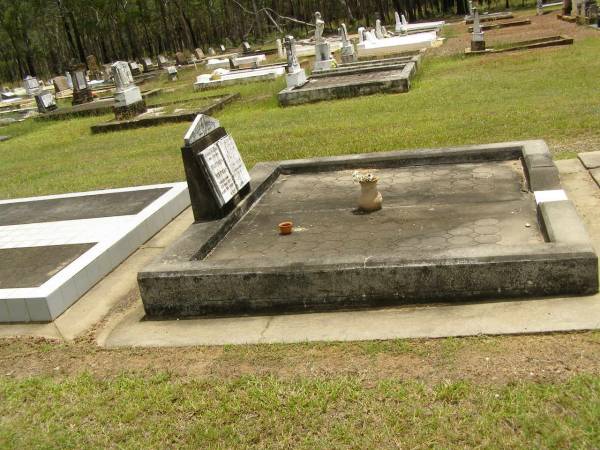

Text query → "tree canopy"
[0,0,492,83]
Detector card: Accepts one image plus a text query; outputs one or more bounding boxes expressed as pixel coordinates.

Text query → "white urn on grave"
[353,171,383,212]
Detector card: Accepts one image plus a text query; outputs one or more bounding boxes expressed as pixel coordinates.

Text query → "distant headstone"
[86,55,103,80]
[375,19,384,39]
[219,44,226,53]
[471,7,486,51]
[68,62,93,105]
[276,39,284,58]
[52,76,69,93]
[142,57,157,72]
[284,36,307,88]
[195,48,205,59]
[358,27,366,43]
[129,61,142,76]
[182,115,251,220]
[242,41,252,53]
[166,66,178,81]
[34,91,57,113]
[208,47,216,56]
[23,76,41,96]
[339,24,357,63]
[158,54,169,68]
[175,52,186,66]
[65,71,73,89]
[112,61,146,120]
[313,12,334,72]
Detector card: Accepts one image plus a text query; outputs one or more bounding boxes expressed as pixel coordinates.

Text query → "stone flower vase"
[358,180,383,212]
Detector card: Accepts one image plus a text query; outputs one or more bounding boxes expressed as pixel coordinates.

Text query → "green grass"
[0,37,599,199]
[0,373,598,448]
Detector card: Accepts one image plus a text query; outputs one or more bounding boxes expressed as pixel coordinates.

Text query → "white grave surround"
[0,183,190,323]
[206,54,266,70]
[194,66,286,90]
[357,31,439,57]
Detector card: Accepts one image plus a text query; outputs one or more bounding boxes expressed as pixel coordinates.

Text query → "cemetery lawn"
[1,333,600,448]
[1,21,599,199]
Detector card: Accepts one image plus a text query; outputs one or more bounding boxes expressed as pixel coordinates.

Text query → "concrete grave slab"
[138,140,598,319]
[278,54,421,107]
[578,151,600,170]
[0,183,190,323]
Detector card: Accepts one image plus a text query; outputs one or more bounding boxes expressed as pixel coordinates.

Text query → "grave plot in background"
[90,93,240,133]
[467,18,532,32]
[0,184,189,323]
[35,88,162,120]
[278,54,421,107]
[138,118,598,318]
[194,65,287,90]
[465,35,574,55]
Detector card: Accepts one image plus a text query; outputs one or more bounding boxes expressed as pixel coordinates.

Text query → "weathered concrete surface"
[139,141,597,318]
[278,57,418,107]
[578,151,600,170]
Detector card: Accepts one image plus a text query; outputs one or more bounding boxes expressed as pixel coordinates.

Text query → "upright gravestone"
[65,71,73,89]
[375,19,385,39]
[537,0,544,15]
[276,39,284,58]
[313,12,334,72]
[68,62,94,105]
[340,24,357,64]
[208,47,217,56]
[52,76,69,93]
[111,61,147,120]
[242,41,252,53]
[23,76,41,96]
[166,66,178,81]
[284,36,307,88]
[129,61,142,76]
[219,44,226,53]
[34,91,57,113]
[195,48,205,60]
[175,52,187,66]
[142,57,157,72]
[158,54,169,68]
[181,114,251,221]
[471,7,485,51]
[358,27,366,43]
[86,55,103,80]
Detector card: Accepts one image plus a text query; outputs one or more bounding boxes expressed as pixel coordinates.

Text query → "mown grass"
[0,373,598,448]
[0,36,599,199]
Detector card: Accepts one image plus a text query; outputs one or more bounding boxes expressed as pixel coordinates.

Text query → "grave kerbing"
[182,114,251,221]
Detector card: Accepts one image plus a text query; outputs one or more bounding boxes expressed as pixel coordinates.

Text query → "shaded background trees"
[0,0,515,82]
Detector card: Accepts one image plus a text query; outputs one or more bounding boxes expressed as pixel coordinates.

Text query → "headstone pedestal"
[111,61,147,120]
[313,42,334,72]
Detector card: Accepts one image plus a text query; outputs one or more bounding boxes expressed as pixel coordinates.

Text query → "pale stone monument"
[537,0,544,14]
[284,35,307,88]
[358,27,366,43]
[276,39,284,58]
[339,24,357,64]
[375,19,385,39]
[175,52,186,66]
[167,66,178,81]
[469,0,474,16]
[195,48,205,60]
[158,55,169,68]
[52,76,69,93]
[111,61,146,120]
[23,76,41,96]
[242,41,252,53]
[471,7,485,51]
[313,12,334,72]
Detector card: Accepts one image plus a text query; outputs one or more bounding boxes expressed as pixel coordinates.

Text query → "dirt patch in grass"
[435,12,599,56]
[1,331,599,385]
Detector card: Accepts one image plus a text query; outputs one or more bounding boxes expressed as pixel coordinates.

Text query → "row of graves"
[277,12,429,106]
[557,0,600,26]
[465,2,573,55]
[2,112,596,323]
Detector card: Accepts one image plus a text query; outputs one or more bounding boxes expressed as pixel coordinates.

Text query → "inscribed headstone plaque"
[217,135,250,190]
[199,141,239,207]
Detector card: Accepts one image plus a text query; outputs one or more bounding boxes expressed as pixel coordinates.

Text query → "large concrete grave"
[465,35,574,55]
[278,54,420,106]
[138,135,598,319]
[0,184,189,323]
[194,65,286,90]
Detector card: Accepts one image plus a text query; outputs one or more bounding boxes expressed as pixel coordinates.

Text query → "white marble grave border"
[0,183,190,323]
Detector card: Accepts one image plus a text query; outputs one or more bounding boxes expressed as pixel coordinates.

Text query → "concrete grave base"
[278,55,420,107]
[138,140,598,319]
[113,100,147,121]
[91,93,240,134]
[468,19,532,32]
[465,35,573,55]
